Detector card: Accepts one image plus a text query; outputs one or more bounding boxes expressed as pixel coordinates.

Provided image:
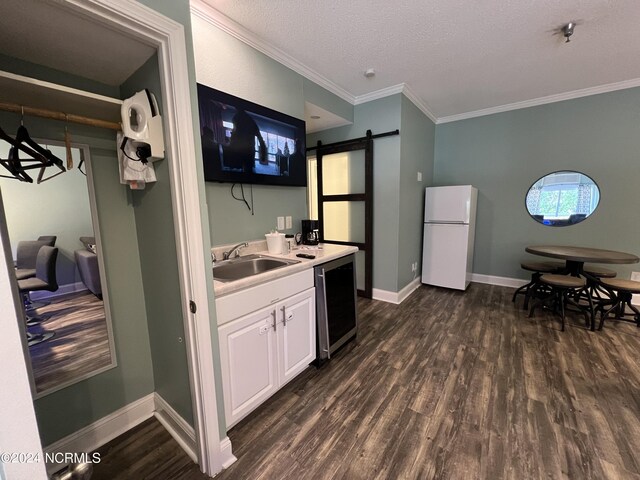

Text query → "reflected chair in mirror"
[17,246,59,344]
[512,261,565,310]
[75,236,102,299]
[529,274,592,331]
[15,240,45,281]
[596,278,640,330]
[15,236,57,309]
[37,235,57,246]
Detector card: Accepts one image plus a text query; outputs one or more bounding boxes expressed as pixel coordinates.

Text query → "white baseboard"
[44,393,155,474]
[153,393,197,463]
[220,436,237,469]
[30,282,87,300]
[470,273,527,289]
[372,277,421,305]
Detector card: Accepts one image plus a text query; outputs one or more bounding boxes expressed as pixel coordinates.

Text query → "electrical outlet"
[285,216,292,229]
[417,172,422,182]
[277,216,285,230]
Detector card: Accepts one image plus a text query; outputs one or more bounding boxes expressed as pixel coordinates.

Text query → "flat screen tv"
[197,84,307,186]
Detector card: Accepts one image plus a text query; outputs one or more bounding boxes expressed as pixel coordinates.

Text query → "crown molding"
[401,84,438,123]
[437,77,640,124]
[354,83,438,123]
[354,84,404,104]
[190,0,355,104]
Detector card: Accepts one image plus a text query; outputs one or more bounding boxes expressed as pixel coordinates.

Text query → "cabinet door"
[277,287,316,386]
[218,304,278,428]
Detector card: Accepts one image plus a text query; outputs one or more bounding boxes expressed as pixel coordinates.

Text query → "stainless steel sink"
[212,254,300,282]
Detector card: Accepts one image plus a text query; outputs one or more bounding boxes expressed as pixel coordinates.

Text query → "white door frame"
[55,0,223,476]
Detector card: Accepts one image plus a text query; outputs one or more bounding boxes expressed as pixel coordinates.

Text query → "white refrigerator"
[421,185,478,290]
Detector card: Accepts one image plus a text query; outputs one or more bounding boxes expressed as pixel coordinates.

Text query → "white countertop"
[213,242,358,297]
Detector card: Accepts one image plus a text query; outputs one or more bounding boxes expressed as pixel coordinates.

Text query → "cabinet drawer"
[216,269,314,325]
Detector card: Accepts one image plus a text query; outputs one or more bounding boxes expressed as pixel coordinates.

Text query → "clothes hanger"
[15,125,65,170]
[0,126,44,182]
[12,108,66,182]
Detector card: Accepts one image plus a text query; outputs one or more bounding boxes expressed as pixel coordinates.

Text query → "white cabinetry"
[216,269,315,428]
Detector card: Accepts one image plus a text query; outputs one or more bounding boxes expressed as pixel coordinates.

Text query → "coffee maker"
[301,219,319,245]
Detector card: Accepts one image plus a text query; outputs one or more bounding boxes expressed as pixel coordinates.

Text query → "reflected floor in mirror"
[28,290,111,394]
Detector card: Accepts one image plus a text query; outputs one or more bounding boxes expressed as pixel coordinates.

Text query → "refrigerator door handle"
[425,220,467,224]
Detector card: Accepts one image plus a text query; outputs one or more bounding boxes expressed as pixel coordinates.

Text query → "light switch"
[285,216,292,229]
[277,216,285,230]
[417,171,423,182]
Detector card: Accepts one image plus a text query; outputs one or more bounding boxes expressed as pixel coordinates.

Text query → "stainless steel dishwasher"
[314,253,358,361]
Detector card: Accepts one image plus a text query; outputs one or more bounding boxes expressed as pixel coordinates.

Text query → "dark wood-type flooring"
[96,283,640,479]
[28,290,112,393]
[92,418,207,480]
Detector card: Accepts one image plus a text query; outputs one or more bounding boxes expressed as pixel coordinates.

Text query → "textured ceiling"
[0,0,156,86]
[202,0,640,120]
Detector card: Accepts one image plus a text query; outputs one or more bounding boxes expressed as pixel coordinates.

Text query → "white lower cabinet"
[218,282,315,428]
[218,304,279,427]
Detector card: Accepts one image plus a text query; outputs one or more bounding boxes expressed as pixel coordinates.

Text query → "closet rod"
[0,101,121,131]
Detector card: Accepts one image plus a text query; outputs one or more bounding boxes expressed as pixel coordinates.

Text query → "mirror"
[525,170,600,227]
[0,139,116,397]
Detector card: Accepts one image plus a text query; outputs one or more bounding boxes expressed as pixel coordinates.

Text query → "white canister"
[265,232,285,254]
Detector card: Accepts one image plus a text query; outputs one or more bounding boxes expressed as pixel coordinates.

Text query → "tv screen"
[197,84,307,186]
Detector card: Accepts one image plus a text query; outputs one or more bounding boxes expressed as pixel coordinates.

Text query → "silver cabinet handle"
[271,310,277,331]
[281,306,286,326]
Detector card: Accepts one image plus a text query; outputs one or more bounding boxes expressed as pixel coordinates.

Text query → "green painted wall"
[398,95,435,290]
[308,95,402,292]
[121,55,194,425]
[191,14,353,246]
[434,87,640,280]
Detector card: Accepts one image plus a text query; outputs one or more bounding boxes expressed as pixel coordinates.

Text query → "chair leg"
[512,281,531,303]
[599,302,620,330]
[513,277,536,307]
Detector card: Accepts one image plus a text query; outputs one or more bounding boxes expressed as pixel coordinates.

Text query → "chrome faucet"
[223,242,248,260]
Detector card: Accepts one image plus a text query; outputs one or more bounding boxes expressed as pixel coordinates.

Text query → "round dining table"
[525,245,640,275]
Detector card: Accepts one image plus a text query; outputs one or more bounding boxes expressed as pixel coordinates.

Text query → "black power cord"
[231,183,254,215]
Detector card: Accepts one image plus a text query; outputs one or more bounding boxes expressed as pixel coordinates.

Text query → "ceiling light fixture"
[562,22,576,42]
[364,68,375,78]
[310,115,320,119]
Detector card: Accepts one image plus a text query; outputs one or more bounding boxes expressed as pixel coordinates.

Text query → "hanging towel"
[117,131,156,189]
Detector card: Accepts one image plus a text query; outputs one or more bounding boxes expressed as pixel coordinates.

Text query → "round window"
[525,171,599,226]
